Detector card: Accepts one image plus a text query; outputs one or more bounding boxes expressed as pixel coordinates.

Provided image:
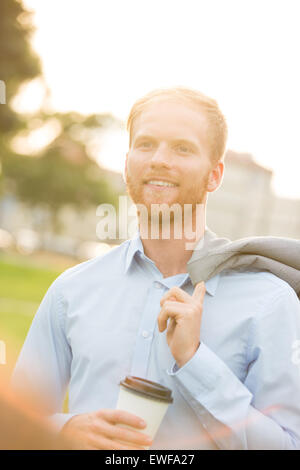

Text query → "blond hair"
[126,86,228,164]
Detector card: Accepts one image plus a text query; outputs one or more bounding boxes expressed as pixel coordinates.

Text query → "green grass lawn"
[0,251,76,412]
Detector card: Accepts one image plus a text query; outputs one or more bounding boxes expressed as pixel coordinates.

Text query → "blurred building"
[268,196,300,239]
[0,150,299,258]
[207,150,300,240]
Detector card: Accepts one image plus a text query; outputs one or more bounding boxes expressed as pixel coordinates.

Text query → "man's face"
[125,99,217,214]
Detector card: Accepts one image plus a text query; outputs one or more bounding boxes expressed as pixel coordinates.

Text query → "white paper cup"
[116,376,173,449]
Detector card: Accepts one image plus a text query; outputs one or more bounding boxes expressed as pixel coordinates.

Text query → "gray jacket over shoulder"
[187,228,300,299]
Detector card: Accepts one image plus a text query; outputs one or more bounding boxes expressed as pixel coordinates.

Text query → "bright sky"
[18,0,300,199]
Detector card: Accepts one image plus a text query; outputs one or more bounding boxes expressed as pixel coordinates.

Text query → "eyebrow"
[133,134,200,150]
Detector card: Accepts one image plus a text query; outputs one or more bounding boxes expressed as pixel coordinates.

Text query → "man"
[11,87,300,450]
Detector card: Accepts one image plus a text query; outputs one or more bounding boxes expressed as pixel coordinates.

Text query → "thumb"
[192,282,206,304]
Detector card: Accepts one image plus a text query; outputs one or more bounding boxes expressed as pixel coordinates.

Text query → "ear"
[206,161,224,193]
[123,152,129,184]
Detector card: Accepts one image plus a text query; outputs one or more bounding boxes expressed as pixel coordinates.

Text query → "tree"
[0,2,124,235]
[0,0,41,135]
[0,0,41,196]
[2,130,119,232]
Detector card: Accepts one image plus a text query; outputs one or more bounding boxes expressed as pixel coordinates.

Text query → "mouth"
[144,179,178,189]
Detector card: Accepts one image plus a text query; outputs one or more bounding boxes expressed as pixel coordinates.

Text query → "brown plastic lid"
[120,376,173,403]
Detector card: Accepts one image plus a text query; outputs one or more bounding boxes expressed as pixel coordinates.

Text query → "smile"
[146,180,177,188]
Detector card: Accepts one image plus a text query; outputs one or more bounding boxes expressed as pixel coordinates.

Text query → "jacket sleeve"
[166,287,300,449]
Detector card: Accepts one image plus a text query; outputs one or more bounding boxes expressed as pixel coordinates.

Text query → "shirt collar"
[203,274,220,296]
[124,230,220,296]
[125,230,144,273]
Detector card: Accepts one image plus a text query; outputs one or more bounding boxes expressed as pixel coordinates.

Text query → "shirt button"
[153,281,162,289]
[142,330,149,338]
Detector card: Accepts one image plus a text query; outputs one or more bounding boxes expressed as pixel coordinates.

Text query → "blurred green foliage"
[0,0,124,228]
[0,0,40,135]
[2,112,120,231]
[0,254,63,346]
[0,257,62,302]
[0,253,72,411]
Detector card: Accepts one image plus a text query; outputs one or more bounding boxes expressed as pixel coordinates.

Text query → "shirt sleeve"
[166,287,300,450]
[10,278,75,433]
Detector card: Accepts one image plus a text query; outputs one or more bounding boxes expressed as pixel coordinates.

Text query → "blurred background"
[1,0,300,413]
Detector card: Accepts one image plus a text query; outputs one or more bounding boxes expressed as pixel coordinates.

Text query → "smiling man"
[125,93,223,277]
[11,87,300,450]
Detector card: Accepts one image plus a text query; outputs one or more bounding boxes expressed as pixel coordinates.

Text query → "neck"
[138,206,206,278]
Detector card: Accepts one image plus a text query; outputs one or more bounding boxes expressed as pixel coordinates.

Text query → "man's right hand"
[60,409,152,450]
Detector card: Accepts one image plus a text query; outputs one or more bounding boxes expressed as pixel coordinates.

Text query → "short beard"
[126,173,209,237]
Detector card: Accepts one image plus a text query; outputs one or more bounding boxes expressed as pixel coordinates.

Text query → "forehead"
[131,99,209,145]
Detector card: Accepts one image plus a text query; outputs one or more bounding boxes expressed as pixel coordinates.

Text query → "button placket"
[129,284,165,378]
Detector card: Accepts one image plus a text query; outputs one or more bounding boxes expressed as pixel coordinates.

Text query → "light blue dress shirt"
[11,231,300,449]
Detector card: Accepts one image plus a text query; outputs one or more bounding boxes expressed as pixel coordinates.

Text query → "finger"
[88,434,145,450]
[98,409,146,429]
[160,287,191,305]
[101,423,152,447]
[192,282,206,304]
[160,286,192,306]
[157,301,189,332]
[166,317,176,339]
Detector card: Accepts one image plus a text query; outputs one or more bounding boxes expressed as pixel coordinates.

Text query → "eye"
[175,144,191,153]
[139,141,153,149]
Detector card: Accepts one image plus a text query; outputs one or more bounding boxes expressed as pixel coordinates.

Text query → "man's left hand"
[157,282,206,368]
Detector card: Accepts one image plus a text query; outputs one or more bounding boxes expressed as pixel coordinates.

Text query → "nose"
[150,143,171,169]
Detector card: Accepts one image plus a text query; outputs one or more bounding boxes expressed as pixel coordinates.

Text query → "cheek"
[180,164,210,189]
[127,156,147,179]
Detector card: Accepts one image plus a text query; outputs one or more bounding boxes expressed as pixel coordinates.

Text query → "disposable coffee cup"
[116,376,173,448]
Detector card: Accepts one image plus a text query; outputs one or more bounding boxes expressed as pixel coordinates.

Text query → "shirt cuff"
[170,343,201,374]
[166,341,252,400]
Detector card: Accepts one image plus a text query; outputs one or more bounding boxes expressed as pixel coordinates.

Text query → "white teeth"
[147,180,176,187]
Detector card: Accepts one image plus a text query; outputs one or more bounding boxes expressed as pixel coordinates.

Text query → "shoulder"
[218,269,299,313]
[215,271,300,344]
[50,239,131,293]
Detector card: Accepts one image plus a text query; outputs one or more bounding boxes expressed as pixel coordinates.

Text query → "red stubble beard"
[125,172,210,236]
